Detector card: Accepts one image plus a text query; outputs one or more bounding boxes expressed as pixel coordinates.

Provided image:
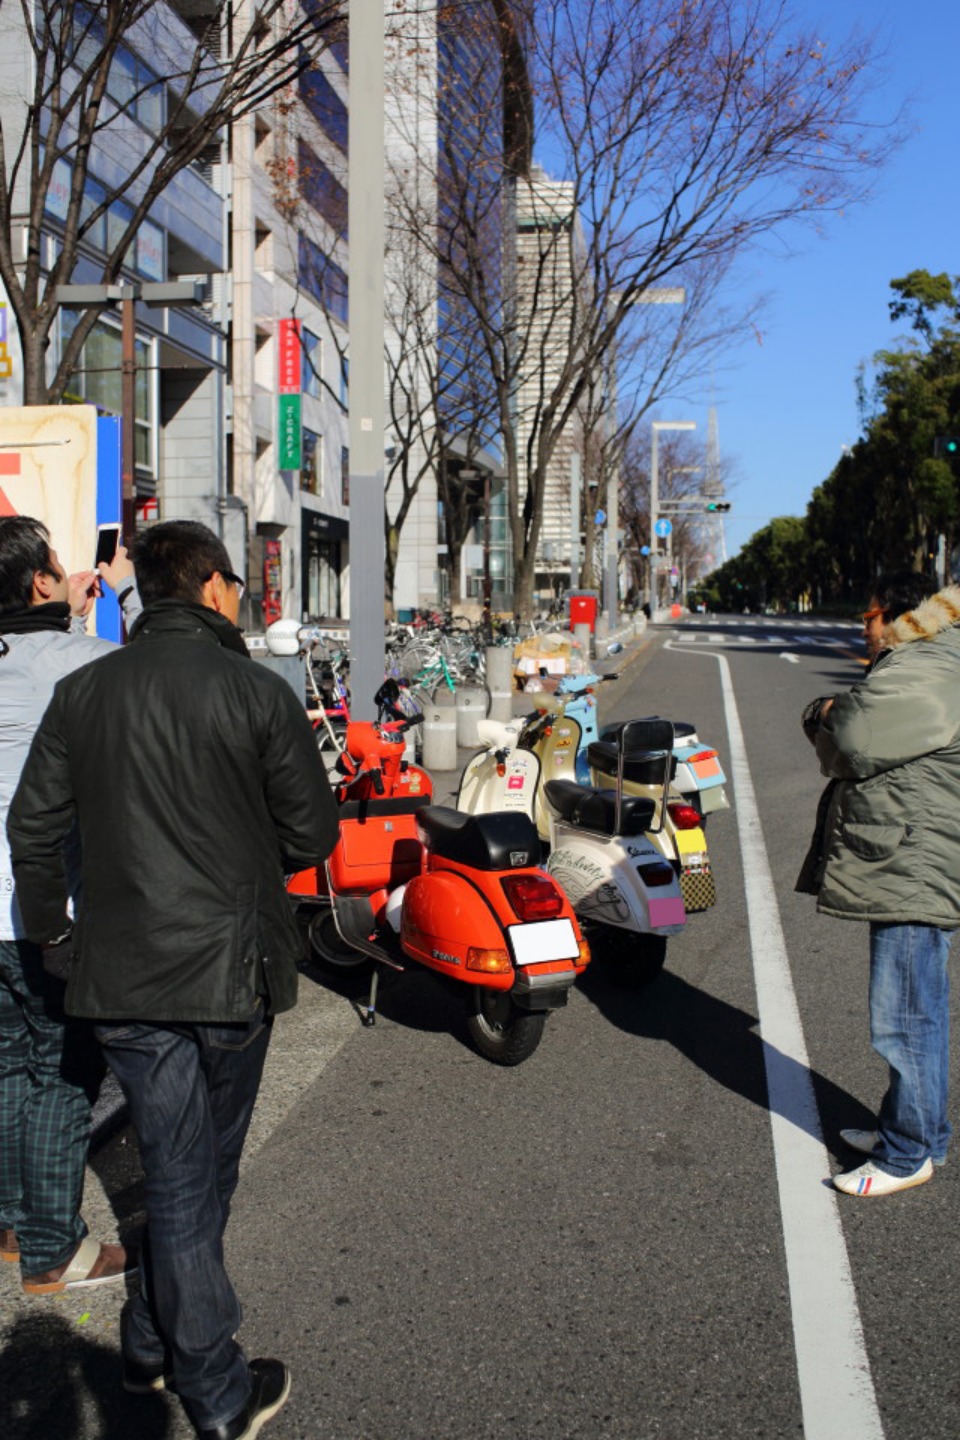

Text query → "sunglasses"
[207,569,246,600]
[861,606,887,624]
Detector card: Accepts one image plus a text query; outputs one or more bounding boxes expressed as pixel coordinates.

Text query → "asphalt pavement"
[2,613,957,1440]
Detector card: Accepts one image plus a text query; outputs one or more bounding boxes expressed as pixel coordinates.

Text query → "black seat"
[587,740,677,785]
[543,779,656,838]
[416,806,539,869]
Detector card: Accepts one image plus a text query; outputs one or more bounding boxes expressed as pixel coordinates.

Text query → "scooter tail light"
[466,946,512,974]
[667,802,703,831]
[638,862,676,888]
[690,749,717,762]
[578,936,592,966]
[501,874,565,921]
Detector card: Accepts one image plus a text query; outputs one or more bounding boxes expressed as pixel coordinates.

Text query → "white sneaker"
[840,1127,878,1156]
[833,1158,933,1197]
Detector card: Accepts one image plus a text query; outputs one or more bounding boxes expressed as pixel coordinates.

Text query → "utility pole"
[348,0,386,718]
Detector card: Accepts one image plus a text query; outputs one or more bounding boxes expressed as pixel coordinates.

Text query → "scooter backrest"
[618,718,675,756]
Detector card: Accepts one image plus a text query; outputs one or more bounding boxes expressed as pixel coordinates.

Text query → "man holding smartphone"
[9,520,338,1440]
[0,515,141,1294]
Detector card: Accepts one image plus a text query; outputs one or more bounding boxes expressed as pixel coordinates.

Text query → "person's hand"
[97,544,135,594]
[67,570,100,617]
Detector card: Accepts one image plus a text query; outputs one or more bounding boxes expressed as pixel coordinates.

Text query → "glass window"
[341,445,349,505]
[60,312,156,481]
[297,234,348,326]
[301,427,322,495]
[298,139,347,238]
[301,329,322,398]
[298,56,348,151]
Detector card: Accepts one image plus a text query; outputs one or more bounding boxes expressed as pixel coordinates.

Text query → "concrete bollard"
[573,622,592,661]
[421,706,458,771]
[455,686,486,747]
[486,645,514,722]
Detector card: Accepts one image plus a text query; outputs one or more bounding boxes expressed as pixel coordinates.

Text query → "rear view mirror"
[606,641,623,655]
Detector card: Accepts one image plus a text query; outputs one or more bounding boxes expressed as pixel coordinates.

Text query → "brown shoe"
[22,1236,137,1295]
[0,1228,19,1263]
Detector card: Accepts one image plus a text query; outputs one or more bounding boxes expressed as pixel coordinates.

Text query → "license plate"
[675,828,707,857]
[508,918,579,966]
[691,756,722,781]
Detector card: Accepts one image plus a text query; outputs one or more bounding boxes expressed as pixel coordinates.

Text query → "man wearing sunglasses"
[798,570,960,1198]
[8,520,338,1439]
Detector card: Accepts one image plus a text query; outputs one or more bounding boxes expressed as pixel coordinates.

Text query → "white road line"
[781,653,800,664]
[664,641,884,1440]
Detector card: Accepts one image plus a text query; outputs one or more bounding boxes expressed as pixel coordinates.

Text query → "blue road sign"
[654,518,672,538]
[594,509,606,525]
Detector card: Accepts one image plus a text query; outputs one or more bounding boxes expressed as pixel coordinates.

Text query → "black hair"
[132,521,235,606]
[0,516,58,613]
[871,570,939,622]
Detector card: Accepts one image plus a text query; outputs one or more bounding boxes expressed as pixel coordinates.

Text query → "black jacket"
[8,601,338,1021]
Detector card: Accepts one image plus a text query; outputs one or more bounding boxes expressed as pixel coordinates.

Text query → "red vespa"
[288,682,590,1065]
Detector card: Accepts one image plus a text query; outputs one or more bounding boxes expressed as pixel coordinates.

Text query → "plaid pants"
[0,939,103,1274]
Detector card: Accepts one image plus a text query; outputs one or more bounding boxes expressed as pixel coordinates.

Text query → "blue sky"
[667,0,960,561]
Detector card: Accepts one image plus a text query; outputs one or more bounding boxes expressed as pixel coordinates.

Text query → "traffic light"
[934,437,960,458]
[706,501,732,512]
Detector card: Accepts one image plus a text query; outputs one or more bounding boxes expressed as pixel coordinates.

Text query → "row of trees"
[700,271,960,613]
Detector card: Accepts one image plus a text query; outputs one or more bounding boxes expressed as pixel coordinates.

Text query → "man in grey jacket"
[799,571,959,1197]
[0,515,140,1291]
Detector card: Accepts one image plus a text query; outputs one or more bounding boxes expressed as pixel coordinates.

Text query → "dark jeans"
[0,938,102,1274]
[96,1004,272,1433]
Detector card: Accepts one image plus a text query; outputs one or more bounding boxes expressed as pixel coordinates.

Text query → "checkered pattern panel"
[680,866,717,913]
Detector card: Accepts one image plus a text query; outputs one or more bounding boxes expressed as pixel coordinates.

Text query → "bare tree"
[430,0,897,615]
[0,0,343,403]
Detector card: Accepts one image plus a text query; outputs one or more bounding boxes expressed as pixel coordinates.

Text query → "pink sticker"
[648,897,686,928]
[507,775,525,790]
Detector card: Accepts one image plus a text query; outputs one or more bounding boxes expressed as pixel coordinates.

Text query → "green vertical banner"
[278,393,301,470]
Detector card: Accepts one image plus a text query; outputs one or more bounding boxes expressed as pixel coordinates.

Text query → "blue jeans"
[96,1004,272,1433]
[0,939,101,1273]
[869,922,953,1176]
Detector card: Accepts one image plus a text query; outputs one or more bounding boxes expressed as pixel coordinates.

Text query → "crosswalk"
[671,624,859,650]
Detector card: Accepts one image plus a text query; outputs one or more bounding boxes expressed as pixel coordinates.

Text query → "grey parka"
[800,583,960,926]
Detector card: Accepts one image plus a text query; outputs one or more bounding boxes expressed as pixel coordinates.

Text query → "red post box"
[568,591,599,632]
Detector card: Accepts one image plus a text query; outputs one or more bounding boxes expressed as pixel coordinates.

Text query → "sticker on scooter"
[510,851,530,866]
[507,775,525,790]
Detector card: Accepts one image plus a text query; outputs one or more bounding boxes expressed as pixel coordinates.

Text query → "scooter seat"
[599,717,696,743]
[416,805,540,870]
[544,779,656,837]
[587,740,677,785]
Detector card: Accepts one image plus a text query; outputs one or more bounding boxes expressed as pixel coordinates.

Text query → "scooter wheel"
[308,908,372,976]
[466,988,546,1065]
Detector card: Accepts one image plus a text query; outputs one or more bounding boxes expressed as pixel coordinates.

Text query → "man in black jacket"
[9,521,338,1440]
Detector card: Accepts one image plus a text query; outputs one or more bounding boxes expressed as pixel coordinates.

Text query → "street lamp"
[55,281,205,540]
[649,420,696,613]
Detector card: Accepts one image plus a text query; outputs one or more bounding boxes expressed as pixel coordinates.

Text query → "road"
[2,613,958,1440]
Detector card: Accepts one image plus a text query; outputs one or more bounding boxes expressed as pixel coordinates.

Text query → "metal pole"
[483,470,492,615]
[649,425,659,611]
[348,0,386,719]
[569,450,580,594]
[606,473,619,632]
[121,289,136,541]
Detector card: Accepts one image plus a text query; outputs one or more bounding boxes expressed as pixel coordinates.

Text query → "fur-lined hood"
[886,583,960,648]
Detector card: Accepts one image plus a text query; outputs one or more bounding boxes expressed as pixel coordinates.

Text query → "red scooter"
[288,682,590,1065]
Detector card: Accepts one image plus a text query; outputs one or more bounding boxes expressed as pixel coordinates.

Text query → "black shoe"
[195,1359,291,1440]
[122,1356,175,1395]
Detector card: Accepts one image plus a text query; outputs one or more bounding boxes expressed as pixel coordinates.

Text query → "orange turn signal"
[466,946,512,974]
[578,937,592,966]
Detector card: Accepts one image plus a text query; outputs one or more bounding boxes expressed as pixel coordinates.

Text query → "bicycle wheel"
[431,672,491,718]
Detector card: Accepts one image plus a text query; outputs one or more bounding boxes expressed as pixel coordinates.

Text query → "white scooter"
[542,718,686,983]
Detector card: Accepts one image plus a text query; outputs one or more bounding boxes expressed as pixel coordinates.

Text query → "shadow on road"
[577,961,873,1157]
[0,1311,176,1440]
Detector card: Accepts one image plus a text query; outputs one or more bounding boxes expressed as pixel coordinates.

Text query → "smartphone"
[95,524,121,568]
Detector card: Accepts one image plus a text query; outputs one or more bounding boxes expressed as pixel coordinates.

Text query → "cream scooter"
[542,718,687,983]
